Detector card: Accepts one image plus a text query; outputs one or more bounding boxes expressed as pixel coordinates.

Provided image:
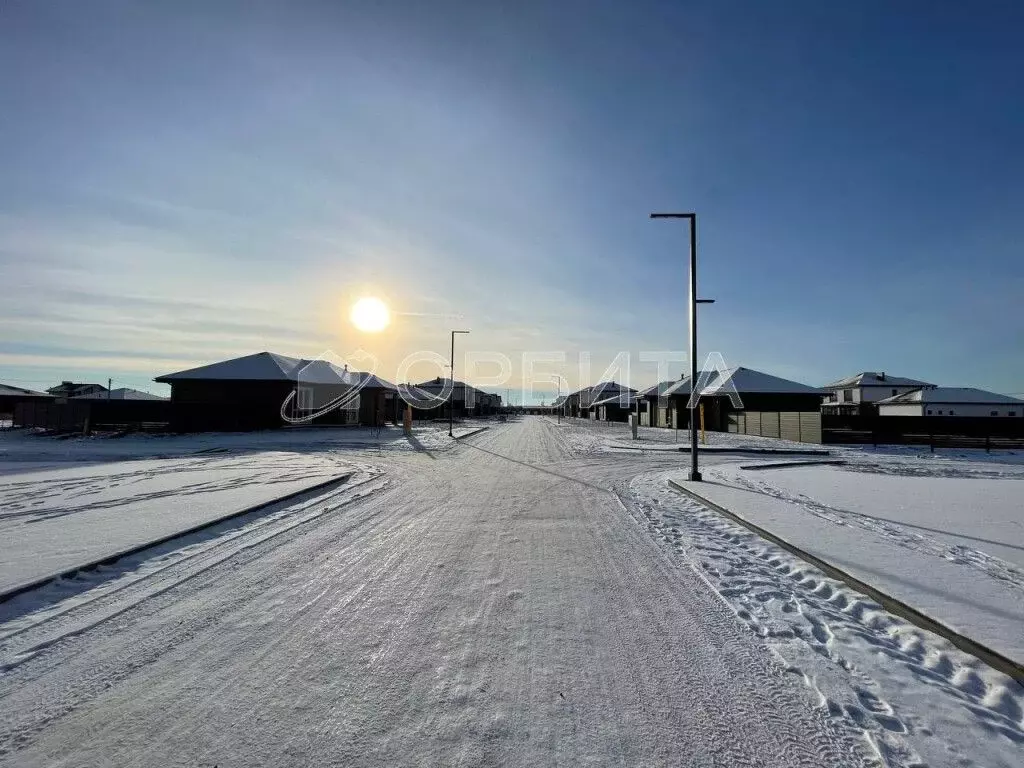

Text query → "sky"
[2,0,1022,402]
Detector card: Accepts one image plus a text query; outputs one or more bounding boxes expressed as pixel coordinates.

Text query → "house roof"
[155,352,396,389]
[155,352,302,382]
[664,367,823,397]
[415,377,475,390]
[876,388,1024,406]
[824,371,935,389]
[47,382,107,394]
[0,383,52,398]
[73,387,168,401]
[591,392,638,408]
[638,380,679,398]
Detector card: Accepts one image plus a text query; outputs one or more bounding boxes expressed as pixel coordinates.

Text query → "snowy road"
[0,418,867,767]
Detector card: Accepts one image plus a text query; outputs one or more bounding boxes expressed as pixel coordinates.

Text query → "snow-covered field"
[0,452,355,594]
[0,423,485,594]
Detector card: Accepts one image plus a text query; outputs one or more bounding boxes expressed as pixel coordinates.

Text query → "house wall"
[919,403,1022,417]
[877,403,922,417]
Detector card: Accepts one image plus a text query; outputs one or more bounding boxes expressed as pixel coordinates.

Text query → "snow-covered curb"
[0,472,353,603]
[667,478,1024,684]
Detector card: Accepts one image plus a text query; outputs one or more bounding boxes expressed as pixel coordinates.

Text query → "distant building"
[636,380,679,427]
[822,372,935,416]
[877,388,1024,418]
[155,351,399,431]
[663,367,824,441]
[0,383,53,422]
[413,378,478,418]
[72,387,167,401]
[47,381,108,399]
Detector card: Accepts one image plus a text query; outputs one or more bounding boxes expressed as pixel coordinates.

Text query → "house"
[590,391,639,422]
[573,382,635,420]
[413,378,479,419]
[636,381,679,427]
[663,367,824,441]
[47,381,108,399]
[822,372,935,416]
[0,383,53,423]
[154,351,399,431]
[72,387,168,401]
[877,388,1024,418]
[476,391,503,416]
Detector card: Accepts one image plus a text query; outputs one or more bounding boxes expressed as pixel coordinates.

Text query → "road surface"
[0,418,867,767]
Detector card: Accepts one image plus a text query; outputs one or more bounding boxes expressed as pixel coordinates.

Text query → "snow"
[71,387,166,400]
[825,372,936,389]
[664,366,823,397]
[876,387,1024,405]
[1,417,1022,767]
[155,351,302,381]
[0,451,352,594]
[668,461,1024,664]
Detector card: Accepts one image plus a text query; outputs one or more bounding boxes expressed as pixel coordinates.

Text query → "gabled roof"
[73,387,168,401]
[591,392,638,408]
[155,352,302,382]
[824,371,935,389]
[877,387,1024,406]
[0,383,52,398]
[638,380,678,398]
[415,377,475,390]
[664,367,822,397]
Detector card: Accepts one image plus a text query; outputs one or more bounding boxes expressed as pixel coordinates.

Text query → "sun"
[350,296,391,332]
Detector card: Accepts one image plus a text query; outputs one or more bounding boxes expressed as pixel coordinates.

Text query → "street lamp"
[449,329,470,437]
[650,212,714,481]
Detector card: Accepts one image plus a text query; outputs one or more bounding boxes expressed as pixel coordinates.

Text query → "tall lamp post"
[650,212,714,481]
[449,329,470,437]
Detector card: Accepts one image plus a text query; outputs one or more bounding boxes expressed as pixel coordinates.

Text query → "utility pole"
[650,213,715,481]
[449,329,470,437]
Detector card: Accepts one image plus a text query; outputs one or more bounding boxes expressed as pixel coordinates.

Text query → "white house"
[822,371,935,414]
[876,388,1024,417]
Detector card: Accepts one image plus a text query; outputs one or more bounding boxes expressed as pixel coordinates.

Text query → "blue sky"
[2,0,1022,400]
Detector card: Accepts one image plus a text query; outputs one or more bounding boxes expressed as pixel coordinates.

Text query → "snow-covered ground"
[1,417,1022,767]
[0,423,486,594]
[0,452,356,594]
[0,421,491,472]
[664,460,1024,665]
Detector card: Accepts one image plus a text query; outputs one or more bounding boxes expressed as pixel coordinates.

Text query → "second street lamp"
[650,212,714,482]
[449,329,470,437]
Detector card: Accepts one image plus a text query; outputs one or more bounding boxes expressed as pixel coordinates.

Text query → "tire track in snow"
[630,472,1024,768]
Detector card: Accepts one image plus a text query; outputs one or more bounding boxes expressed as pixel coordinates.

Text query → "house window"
[843,389,853,402]
[949,410,954,415]
[1011,411,1018,417]
[937,410,943,415]
[927,410,933,415]
[991,411,998,416]
[297,386,315,410]
[891,389,898,396]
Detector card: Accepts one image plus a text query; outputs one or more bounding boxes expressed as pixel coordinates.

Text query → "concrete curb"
[739,459,848,470]
[607,443,830,456]
[667,479,1024,685]
[453,426,490,440]
[0,472,353,604]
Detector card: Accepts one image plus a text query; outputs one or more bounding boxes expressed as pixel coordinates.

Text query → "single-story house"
[155,351,399,431]
[877,388,1024,418]
[663,366,825,441]
[590,391,639,422]
[636,381,679,427]
[72,387,168,401]
[0,383,53,422]
[822,371,936,416]
[412,378,478,420]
